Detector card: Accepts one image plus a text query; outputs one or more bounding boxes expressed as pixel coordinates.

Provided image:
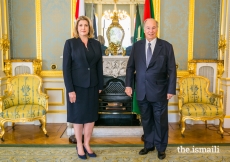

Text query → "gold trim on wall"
[46,110,179,114]
[44,88,65,106]
[47,110,67,114]
[35,0,42,60]
[220,78,230,81]
[155,0,160,37]
[225,116,230,118]
[221,83,230,86]
[40,71,63,77]
[188,0,194,64]
[40,71,190,78]
[71,0,75,37]
[1,0,10,60]
[177,71,190,77]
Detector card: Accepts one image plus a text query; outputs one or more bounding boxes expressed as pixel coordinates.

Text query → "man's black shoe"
[139,147,155,155]
[158,151,166,159]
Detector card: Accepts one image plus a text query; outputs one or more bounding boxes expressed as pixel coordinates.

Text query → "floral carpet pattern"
[0,145,229,161]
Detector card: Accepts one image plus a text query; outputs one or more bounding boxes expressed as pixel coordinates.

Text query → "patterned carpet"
[0,145,229,161]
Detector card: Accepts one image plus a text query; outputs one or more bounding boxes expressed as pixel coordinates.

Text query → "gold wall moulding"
[84,0,144,4]
[218,35,227,55]
[187,0,195,62]
[47,110,67,114]
[40,71,63,77]
[3,60,11,76]
[0,34,10,53]
[177,71,190,77]
[44,88,64,106]
[3,59,42,77]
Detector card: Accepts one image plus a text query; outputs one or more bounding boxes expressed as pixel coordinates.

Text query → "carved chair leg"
[179,115,182,128]
[205,120,207,128]
[0,121,6,141]
[39,119,43,128]
[12,122,15,130]
[219,118,224,138]
[40,117,48,137]
[181,118,186,138]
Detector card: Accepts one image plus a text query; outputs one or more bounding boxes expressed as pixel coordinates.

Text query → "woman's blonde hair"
[73,16,94,38]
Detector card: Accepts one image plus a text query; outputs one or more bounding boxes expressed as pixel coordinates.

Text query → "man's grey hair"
[143,18,158,28]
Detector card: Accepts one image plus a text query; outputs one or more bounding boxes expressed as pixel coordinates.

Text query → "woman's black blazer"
[63,38,103,93]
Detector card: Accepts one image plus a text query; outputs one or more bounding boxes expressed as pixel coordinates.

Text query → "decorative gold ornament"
[217,61,224,78]
[3,60,12,76]
[188,62,196,75]
[218,35,227,55]
[188,59,224,78]
[0,34,10,54]
[33,59,42,75]
[3,59,42,77]
[105,12,125,56]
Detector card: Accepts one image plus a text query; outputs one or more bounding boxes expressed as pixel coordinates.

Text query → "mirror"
[110,27,122,45]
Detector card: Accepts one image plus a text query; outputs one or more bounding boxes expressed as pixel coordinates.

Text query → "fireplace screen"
[99,76,132,112]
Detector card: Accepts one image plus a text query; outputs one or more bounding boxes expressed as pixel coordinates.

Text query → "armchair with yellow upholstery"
[178,75,224,138]
[0,74,49,141]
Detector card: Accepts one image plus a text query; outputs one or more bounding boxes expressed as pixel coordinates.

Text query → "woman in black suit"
[63,16,103,160]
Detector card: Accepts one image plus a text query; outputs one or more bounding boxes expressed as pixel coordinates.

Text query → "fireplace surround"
[66,56,140,136]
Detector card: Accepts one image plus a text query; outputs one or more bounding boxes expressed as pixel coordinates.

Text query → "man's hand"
[167,94,174,100]
[69,91,76,103]
[99,90,102,93]
[125,87,132,97]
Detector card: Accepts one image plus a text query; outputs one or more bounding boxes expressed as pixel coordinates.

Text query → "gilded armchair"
[0,74,49,141]
[178,75,224,138]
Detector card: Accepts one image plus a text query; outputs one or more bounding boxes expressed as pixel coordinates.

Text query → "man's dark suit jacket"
[125,38,177,102]
[63,38,103,93]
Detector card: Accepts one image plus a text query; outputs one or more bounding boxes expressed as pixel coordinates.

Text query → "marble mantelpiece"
[102,56,129,78]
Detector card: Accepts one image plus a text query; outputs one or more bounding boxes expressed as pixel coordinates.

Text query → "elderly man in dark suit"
[125,18,176,160]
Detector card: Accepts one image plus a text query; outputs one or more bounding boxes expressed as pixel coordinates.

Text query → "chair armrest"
[37,93,49,111]
[0,92,15,111]
[178,93,186,111]
[178,94,185,99]
[206,92,223,107]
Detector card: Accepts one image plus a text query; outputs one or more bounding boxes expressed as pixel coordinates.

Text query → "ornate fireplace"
[67,56,140,137]
[95,56,139,126]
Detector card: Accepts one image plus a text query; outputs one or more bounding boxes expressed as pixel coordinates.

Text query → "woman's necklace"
[85,45,89,51]
[80,37,89,51]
